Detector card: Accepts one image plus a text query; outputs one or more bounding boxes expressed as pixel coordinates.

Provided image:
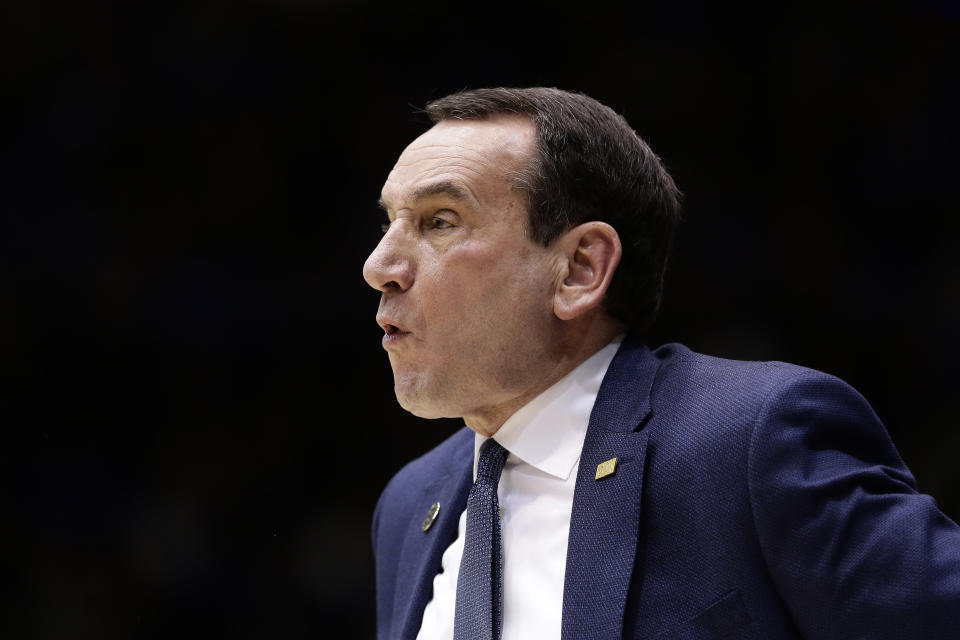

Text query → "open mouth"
[382,323,410,347]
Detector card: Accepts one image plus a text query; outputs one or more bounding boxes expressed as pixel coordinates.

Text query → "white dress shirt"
[416,336,624,640]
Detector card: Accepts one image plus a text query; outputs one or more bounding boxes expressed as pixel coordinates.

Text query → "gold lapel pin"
[595,457,618,480]
[421,502,441,532]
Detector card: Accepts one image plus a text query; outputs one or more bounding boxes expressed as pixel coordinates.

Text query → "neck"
[464,316,627,437]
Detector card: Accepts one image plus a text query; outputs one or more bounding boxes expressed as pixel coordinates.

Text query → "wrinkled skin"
[363,115,570,435]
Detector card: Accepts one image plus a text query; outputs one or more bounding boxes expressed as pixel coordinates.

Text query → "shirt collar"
[473,335,624,481]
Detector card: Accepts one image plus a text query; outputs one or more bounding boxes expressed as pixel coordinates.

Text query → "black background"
[5,0,959,637]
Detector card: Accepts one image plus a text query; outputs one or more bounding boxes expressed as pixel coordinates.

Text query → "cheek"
[430,250,511,309]
[416,233,555,329]
[418,245,499,302]
[428,255,550,337]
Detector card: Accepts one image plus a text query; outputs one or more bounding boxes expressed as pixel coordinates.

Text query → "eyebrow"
[377,179,477,212]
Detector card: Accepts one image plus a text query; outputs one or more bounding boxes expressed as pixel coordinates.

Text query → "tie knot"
[476,438,509,482]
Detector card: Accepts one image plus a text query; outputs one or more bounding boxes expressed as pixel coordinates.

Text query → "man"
[363,87,960,640]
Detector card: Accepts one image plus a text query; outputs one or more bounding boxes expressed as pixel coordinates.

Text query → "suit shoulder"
[646,342,872,447]
[639,343,885,496]
[651,342,853,403]
[377,426,473,507]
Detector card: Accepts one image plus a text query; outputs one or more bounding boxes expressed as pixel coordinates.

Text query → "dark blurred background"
[5,0,959,637]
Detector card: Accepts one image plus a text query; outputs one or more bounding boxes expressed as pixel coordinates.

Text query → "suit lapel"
[562,336,660,640]
[394,438,473,640]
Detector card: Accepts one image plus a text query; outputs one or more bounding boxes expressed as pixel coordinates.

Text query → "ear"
[553,222,622,321]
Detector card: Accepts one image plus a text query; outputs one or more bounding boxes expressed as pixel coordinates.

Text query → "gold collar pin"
[595,457,618,480]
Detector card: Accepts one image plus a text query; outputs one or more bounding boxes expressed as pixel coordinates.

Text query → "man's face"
[363,115,563,432]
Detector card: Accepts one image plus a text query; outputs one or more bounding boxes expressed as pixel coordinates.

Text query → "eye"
[427,210,458,230]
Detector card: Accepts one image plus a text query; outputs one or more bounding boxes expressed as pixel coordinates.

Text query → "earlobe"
[553,222,621,321]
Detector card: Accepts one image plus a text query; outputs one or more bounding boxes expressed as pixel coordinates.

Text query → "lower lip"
[382,331,411,348]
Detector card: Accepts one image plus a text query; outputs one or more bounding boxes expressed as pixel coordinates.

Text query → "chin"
[395,395,447,419]
[393,383,458,420]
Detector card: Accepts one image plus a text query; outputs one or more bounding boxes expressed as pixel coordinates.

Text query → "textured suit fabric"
[372,336,960,639]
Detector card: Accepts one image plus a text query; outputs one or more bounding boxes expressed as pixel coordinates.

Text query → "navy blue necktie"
[454,438,509,640]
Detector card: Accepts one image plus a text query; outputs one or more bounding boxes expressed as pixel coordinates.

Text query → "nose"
[363,223,415,293]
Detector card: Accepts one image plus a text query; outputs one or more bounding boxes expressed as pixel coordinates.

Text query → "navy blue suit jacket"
[372,337,960,639]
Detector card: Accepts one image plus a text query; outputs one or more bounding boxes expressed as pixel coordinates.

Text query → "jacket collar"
[394,430,474,640]
[562,333,661,639]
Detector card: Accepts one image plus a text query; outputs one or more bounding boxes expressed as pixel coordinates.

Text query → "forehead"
[380,115,535,210]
